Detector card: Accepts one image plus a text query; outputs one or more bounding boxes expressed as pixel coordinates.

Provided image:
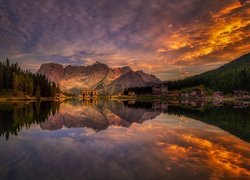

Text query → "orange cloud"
[159,1,250,65]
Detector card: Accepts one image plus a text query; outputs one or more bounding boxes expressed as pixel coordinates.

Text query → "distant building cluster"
[233,90,249,98]
[181,89,205,99]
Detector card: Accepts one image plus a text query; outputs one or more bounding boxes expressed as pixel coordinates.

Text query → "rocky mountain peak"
[37,63,64,83]
[37,62,161,94]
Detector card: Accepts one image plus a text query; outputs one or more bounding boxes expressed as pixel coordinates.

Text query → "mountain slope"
[37,62,161,94]
[168,53,250,93]
[106,70,161,94]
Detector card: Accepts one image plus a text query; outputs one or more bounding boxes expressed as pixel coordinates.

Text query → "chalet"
[190,89,205,98]
[233,90,249,98]
[152,83,168,96]
[181,92,189,99]
[213,91,224,98]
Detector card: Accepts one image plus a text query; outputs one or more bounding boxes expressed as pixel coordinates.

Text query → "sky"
[0,0,249,80]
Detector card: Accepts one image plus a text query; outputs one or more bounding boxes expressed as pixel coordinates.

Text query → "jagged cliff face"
[106,70,162,94]
[37,62,161,94]
[38,63,64,84]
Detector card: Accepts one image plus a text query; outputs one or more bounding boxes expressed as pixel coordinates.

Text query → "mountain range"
[37,62,161,94]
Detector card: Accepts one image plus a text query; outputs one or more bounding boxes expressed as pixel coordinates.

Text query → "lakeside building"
[82,89,98,99]
[233,90,249,98]
[190,89,205,98]
[152,83,168,96]
[213,91,224,98]
[181,92,189,99]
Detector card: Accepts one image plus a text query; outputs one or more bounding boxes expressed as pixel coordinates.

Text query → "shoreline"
[0,96,69,102]
[110,95,250,102]
[1,95,249,103]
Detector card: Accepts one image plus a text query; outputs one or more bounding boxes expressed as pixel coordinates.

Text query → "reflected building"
[2,99,249,143]
[82,99,97,106]
[180,99,205,108]
[152,82,168,96]
[152,101,168,112]
[82,89,97,99]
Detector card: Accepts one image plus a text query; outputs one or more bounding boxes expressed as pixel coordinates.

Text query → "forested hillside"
[0,59,59,97]
[168,53,250,93]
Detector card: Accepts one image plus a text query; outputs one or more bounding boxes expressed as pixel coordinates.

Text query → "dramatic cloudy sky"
[0,0,249,80]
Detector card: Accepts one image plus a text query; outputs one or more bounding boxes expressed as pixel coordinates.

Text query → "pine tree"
[50,82,57,97]
[35,84,41,98]
[0,59,60,97]
[0,62,3,90]
[12,72,20,93]
[25,73,33,96]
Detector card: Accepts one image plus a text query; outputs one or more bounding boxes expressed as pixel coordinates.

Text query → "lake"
[0,100,249,179]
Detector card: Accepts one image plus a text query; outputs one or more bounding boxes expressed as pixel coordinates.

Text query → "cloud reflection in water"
[0,101,249,179]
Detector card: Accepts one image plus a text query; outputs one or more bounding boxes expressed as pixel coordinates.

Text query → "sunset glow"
[0,0,249,80]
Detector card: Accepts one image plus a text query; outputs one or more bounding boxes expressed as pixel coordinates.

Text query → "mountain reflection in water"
[40,100,160,131]
[0,100,249,179]
[1,100,249,142]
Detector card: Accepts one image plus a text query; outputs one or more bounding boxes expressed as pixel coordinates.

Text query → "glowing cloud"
[0,0,249,80]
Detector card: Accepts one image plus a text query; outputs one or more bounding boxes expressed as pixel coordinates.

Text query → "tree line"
[0,59,59,97]
[123,86,152,95]
[168,53,250,93]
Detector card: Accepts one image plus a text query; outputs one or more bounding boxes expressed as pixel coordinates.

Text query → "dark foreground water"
[0,100,249,180]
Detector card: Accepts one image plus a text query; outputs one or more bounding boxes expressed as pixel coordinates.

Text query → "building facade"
[82,89,97,99]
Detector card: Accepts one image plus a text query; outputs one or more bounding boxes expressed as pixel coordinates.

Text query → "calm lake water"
[0,100,249,180]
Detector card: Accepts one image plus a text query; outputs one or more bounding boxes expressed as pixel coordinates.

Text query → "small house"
[190,89,205,98]
[233,90,249,98]
[181,92,189,99]
[213,91,223,98]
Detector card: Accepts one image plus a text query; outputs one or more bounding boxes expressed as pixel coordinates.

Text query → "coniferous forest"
[123,86,152,95]
[168,53,250,93]
[123,54,250,95]
[0,59,59,97]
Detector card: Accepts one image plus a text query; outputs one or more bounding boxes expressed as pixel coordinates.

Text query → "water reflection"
[0,100,249,142]
[0,100,249,179]
[167,104,250,142]
[0,101,59,140]
[40,100,160,131]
